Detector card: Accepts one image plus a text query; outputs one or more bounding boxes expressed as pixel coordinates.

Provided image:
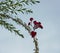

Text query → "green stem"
[33,38,39,53]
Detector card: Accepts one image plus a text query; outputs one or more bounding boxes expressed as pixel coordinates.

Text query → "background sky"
[0,0,60,53]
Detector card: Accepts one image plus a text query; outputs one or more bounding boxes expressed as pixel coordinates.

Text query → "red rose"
[30,31,37,38]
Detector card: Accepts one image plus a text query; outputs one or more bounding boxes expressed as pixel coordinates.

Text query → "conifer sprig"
[0,0,40,37]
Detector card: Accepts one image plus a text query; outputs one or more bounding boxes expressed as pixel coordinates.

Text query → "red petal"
[39,24,43,29]
[38,22,41,24]
[30,31,37,38]
[33,21,38,25]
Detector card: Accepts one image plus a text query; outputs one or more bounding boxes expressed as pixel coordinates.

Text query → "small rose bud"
[30,18,33,21]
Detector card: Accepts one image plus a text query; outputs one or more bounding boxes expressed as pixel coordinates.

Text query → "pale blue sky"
[0,0,60,53]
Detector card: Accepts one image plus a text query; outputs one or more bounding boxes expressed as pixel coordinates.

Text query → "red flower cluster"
[28,18,43,38]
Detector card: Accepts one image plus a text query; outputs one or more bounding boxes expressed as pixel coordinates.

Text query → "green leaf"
[36,1,40,3]
[26,9,33,13]
[14,30,24,38]
[31,0,35,4]
[22,8,26,10]
[17,10,24,14]
[25,0,29,5]
[18,34,24,38]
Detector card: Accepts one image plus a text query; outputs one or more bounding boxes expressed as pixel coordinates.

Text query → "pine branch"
[11,18,31,33]
[0,0,40,38]
[0,0,40,14]
[0,19,24,38]
[20,0,40,5]
[0,13,10,19]
[0,13,31,33]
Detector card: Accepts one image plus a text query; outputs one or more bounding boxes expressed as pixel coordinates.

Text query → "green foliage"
[0,0,40,38]
[0,19,24,38]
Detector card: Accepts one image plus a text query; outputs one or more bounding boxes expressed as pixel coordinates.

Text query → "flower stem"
[33,38,39,53]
